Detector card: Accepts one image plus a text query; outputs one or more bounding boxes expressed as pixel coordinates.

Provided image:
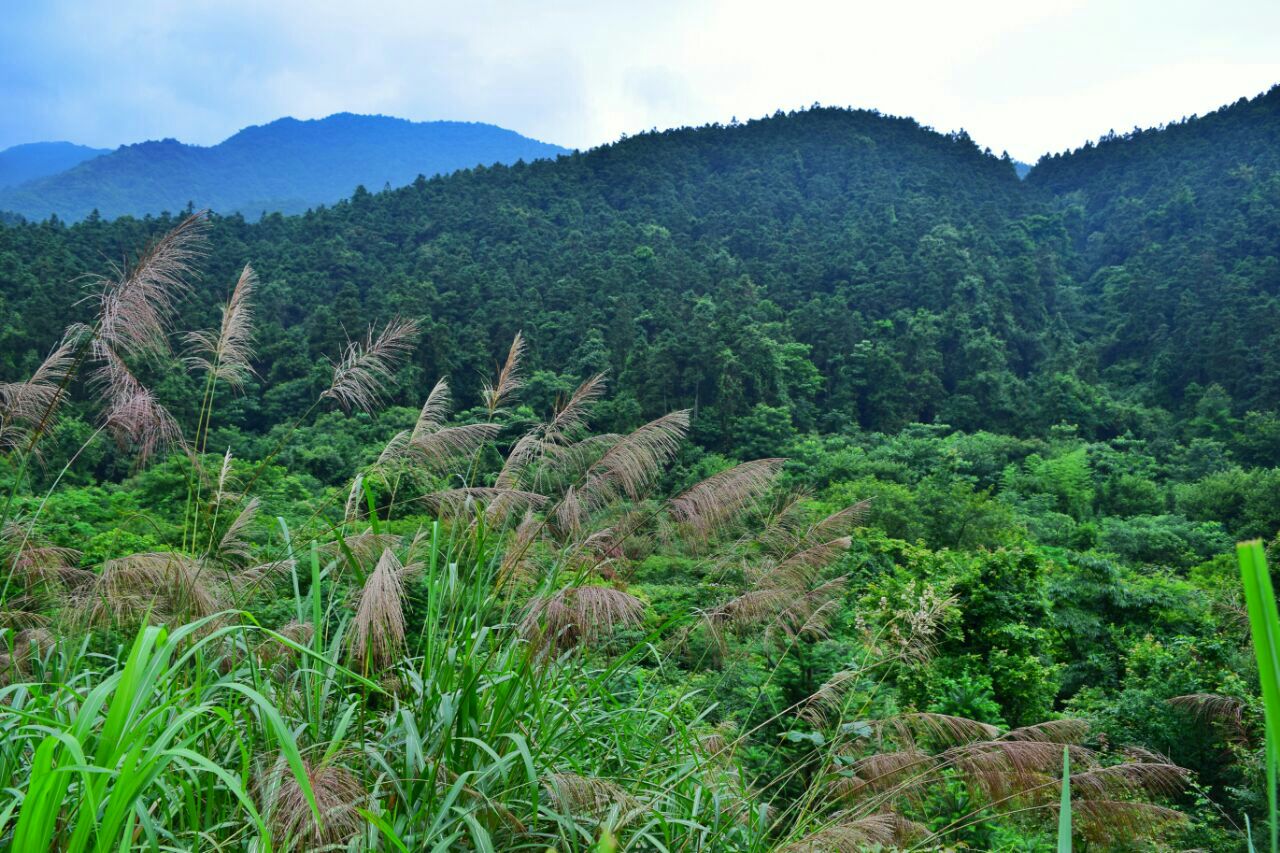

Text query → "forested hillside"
[0,104,1069,446]
[1030,86,1280,418]
[3,89,1278,445]
[0,114,568,221]
[1,86,1279,850]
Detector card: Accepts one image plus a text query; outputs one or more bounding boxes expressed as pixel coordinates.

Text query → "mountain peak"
[0,117,568,221]
[0,141,110,189]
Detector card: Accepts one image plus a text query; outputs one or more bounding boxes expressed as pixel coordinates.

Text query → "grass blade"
[1057,744,1071,852]
[1240,539,1280,853]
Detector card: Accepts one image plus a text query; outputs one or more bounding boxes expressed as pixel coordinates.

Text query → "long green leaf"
[1057,745,1071,852]
[1240,539,1280,853]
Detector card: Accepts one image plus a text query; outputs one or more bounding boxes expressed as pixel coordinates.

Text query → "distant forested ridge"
[0,114,569,221]
[1,86,1277,454]
[0,141,110,188]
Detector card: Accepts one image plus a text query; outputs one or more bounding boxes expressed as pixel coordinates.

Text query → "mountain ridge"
[0,141,110,189]
[0,114,569,221]
[0,89,1276,441]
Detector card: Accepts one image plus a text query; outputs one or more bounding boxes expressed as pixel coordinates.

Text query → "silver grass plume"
[416,487,547,518]
[348,548,410,667]
[574,410,690,511]
[257,754,365,850]
[183,264,257,388]
[668,458,785,546]
[779,811,928,851]
[94,345,181,462]
[323,317,419,413]
[92,211,208,359]
[414,376,451,435]
[545,372,607,443]
[0,520,88,590]
[377,376,450,465]
[521,585,645,651]
[544,772,644,826]
[0,340,75,452]
[482,332,525,415]
[77,552,220,626]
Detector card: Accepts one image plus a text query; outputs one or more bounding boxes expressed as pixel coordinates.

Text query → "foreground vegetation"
[0,216,1275,851]
[3,83,1280,849]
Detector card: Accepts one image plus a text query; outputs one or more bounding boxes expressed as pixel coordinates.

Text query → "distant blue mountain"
[0,114,569,221]
[0,141,109,189]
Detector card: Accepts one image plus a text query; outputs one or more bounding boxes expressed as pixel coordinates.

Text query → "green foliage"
[3,83,1280,851]
[1058,745,1072,852]
[951,549,1060,726]
[1240,540,1280,853]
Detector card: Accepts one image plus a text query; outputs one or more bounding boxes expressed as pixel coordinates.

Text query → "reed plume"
[91,211,208,360]
[348,548,410,667]
[323,317,419,413]
[482,332,525,416]
[184,263,257,388]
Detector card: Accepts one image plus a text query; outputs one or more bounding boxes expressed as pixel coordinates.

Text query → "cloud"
[1,0,1278,160]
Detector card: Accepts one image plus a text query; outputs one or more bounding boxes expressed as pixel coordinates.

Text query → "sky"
[3,0,1279,162]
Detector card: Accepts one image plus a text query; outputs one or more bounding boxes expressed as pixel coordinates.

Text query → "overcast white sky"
[3,0,1278,162]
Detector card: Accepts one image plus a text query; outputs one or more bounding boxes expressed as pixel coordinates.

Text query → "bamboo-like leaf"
[1058,744,1072,852]
[1240,539,1280,853]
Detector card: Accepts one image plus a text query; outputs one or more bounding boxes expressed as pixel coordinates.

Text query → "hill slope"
[1028,84,1280,415]
[0,141,109,189]
[0,106,1053,443]
[0,91,1276,450]
[0,114,568,221]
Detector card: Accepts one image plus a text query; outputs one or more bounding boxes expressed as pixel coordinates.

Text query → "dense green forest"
[0,85,1278,850]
